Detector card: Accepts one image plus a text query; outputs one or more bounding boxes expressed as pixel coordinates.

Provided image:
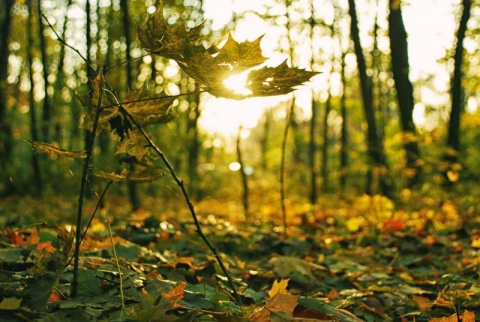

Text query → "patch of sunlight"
[223,71,252,97]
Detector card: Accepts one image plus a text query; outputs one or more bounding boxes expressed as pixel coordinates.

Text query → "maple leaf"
[245,60,319,97]
[137,1,205,62]
[28,141,87,159]
[123,89,177,126]
[177,34,267,95]
[37,241,56,253]
[268,279,290,298]
[178,37,318,99]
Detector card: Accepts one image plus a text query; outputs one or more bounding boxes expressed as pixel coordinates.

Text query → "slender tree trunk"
[27,0,43,196]
[120,0,141,210]
[52,0,73,145]
[187,89,202,200]
[320,22,336,193]
[37,0,52,142]
[260,109,271,171]
[347,0,393,198]
[339,50,348,194]
[321,91,331,192]
[84,0,95,198]
[0,0,15,195]
[308,3,317,206]
[309,98,317,205]
[443,0,471,184]
[388,0,422,187]
[236,127,250,217]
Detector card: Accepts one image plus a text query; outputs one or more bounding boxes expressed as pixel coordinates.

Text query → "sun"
[223,71,252,97]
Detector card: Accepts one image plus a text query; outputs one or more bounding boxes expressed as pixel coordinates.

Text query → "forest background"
[0,0,479,217]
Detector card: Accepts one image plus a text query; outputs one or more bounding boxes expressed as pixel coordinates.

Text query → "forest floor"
[0,190,479,321]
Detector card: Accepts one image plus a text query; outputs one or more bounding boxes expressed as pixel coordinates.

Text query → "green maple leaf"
[137,1,205,62]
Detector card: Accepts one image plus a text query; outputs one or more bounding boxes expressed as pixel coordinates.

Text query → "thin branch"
[80,180,114,244]
[100,89,209,109]
[72,72,105,298]
[67,180,114,266]
[117,102,242,305]
[42,14,96,78]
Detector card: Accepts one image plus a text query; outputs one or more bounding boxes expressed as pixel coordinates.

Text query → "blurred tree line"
[0,0,478,212]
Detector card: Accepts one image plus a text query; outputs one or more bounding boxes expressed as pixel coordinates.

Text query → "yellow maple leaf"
[268,279,290,298]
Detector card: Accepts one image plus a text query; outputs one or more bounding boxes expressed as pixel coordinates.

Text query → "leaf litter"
[0,194,479,321]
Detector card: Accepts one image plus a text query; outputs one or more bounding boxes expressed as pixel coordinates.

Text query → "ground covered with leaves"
[0,193,479,321]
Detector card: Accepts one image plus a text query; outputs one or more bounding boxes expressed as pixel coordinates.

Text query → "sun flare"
[223,72,252,96]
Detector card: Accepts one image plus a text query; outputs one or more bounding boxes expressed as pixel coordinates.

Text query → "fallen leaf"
[268,279,290,298]
[26,227,40,245]
[0,297,22,310]
[412,295,432,310]
[429,310,476,322]
[37,241,56,253]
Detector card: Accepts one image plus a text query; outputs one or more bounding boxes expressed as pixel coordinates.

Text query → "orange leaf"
[327,288,340,300]
[165,257,195,269]
[163,282,186,308]
[26,227,40,245]
[8,231,24,246]
[412,295,432,311]
[429,310,476,322]
[49,290,63,303]
[37,241,56,253]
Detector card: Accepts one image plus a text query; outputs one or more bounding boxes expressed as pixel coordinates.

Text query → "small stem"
[80,180,114,244]
[121,106,242,305]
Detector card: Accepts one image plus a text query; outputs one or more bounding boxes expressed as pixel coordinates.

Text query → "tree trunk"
[37,0,52,142]
[339,50,348,194]
[443,0,471,184]
[27,0,43,196]
[120,0,141,210]
[320,92,331,192]
[51,0,73,145]
[309,97,317,205]
[0,0,15,195]
[260,109,271,171]
[187,89,202,200]
[236,127,250,218]
[347,0,393,197]
[388,0,422,187]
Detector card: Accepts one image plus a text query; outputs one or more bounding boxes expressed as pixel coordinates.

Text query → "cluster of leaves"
[1,194,480,321]
[137,2,318,100]
[30,1,318,182]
